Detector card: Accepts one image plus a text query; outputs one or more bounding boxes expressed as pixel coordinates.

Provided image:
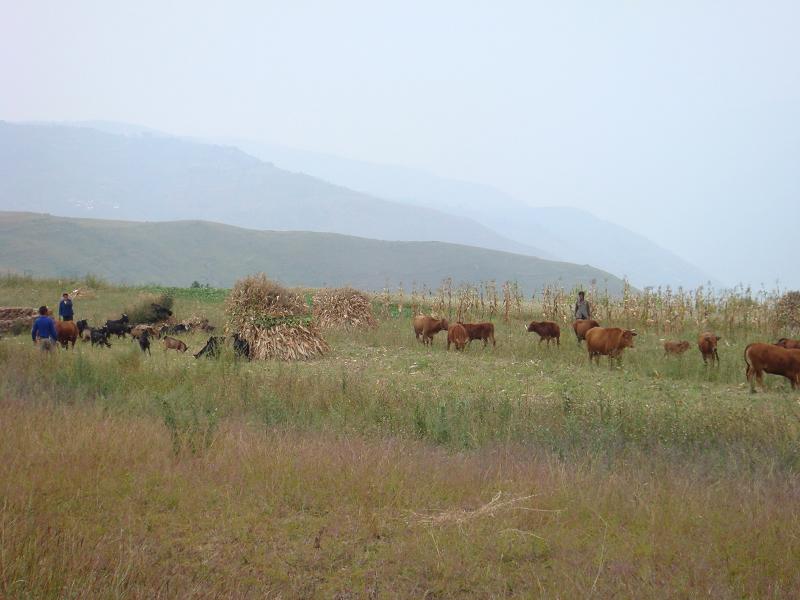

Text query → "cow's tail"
[743,344,753,379]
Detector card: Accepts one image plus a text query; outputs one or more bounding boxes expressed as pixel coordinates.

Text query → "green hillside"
[0,212,625,294]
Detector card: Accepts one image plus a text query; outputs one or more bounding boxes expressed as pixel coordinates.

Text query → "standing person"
[58,292,74,321]
[31,305,58,351]
[574,291,592,320]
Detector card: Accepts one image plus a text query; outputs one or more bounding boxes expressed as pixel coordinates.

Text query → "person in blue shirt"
[31,305,58,351]
[58,292,74,321]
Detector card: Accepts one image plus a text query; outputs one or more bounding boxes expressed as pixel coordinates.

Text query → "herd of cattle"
[412,315,800,392]
[49,314,251,360]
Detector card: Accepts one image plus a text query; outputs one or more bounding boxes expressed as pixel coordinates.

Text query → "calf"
[459,322,496,348]
[698,332,721,365]
[572,319,600,344]
[663,340,690,355]
[55,321,78,349]
[90,327,112,348]
[163,336,188,353]
[586,327,637,366]
[744,343,800,392]
[447,323,469,351]
[413,316,449,346]
[775,338,800,350]
[526,321,560,346]
[138,331,151,355]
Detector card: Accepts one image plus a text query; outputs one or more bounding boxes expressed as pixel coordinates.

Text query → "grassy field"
[2,276,800,598]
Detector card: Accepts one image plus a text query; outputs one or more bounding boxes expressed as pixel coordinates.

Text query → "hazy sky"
[2,1,798,288]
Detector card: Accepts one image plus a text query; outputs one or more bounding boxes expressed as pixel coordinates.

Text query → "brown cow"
[572,319,600,344]
[744,343,800,392]
[698,332,721,365]
[163,336,188,353]
[526,321,560,346]
[447,323,469,351]
[585,327,637,366]
[413,316,449,346]
[55,321,78,349]
[459,322,496,348]
[775,338,800,350]
[131,324,157,340]
[663,340,690,355]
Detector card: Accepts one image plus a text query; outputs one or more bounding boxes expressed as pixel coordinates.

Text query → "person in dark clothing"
[58,293,74,321]
[31,305,58,351]
[574,291,592,320]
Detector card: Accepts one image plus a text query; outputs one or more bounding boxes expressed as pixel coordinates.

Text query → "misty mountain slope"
[0,122,551,259]
[230,138,719,289]
[0,212,626,294]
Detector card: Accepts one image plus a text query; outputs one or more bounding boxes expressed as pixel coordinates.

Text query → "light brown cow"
[459,322,496,348]
[526,321,560,346]
[163,336,188,353]
[585,327,637,366]
[131,324,157,340]
[413,316,449,346]
[698,332,721,365]
[55,321,78,349]
[572,319,600,344]
[447,323,469,351]
[663,340,690,355]
[744,343,800,392]
[775,338,800,350]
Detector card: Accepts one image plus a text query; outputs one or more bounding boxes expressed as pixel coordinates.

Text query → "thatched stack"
[226,274,329,361]
[312,287,377,329]
[0,307,37,335]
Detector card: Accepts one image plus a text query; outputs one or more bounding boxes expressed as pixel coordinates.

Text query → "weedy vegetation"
[1,275,800,597]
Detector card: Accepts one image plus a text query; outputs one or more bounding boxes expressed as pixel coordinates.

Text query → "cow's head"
[120,314,129,323]
[440,318,449,330]
[621,329,637,348]
[678,341,690,351]
[526,321,538,332]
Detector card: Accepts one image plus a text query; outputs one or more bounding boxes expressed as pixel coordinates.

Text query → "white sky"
[2,1,798,288]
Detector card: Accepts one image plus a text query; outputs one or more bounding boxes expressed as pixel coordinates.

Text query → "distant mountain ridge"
[0,212,627,294]
[225,137,720,289]
[0,121,551,260]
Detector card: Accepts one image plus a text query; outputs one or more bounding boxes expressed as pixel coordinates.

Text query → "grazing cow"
[55,320,78,349]
[158,323,188,337]
[572,319,600,344]
[698,332,721,365]
[105,314,131,338]
[585,327,637,366]
[663,340,690,355]
[138,331,151,355]
[194,335,250,360]
[163,336,188,353]
[447,323,469,351]
[413,316,449,346]
[90,327,112,348]
[744,343,800,392]
[775,338,800,350]
[526,321,560,346]
[459,322,496,348]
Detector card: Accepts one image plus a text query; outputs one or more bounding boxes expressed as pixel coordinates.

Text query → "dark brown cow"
[585,327,637,365]
[663,340,690,355]
[526,321,560,346]
[413,316,449,346]
[698,332,721,365]
[447,323,469,351]
[744,343,800,392]
[459,322,496,348]
[572,319,600,344]
[163,336,188,353]
[55,321,78,349]
[775,338,800,350]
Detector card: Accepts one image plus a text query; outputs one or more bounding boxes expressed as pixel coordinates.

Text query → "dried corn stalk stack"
[0,307,37,334]
[312,287,376,330]
[225,274,329,361]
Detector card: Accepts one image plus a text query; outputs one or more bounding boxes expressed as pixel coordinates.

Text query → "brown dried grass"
[312,287,376,330]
